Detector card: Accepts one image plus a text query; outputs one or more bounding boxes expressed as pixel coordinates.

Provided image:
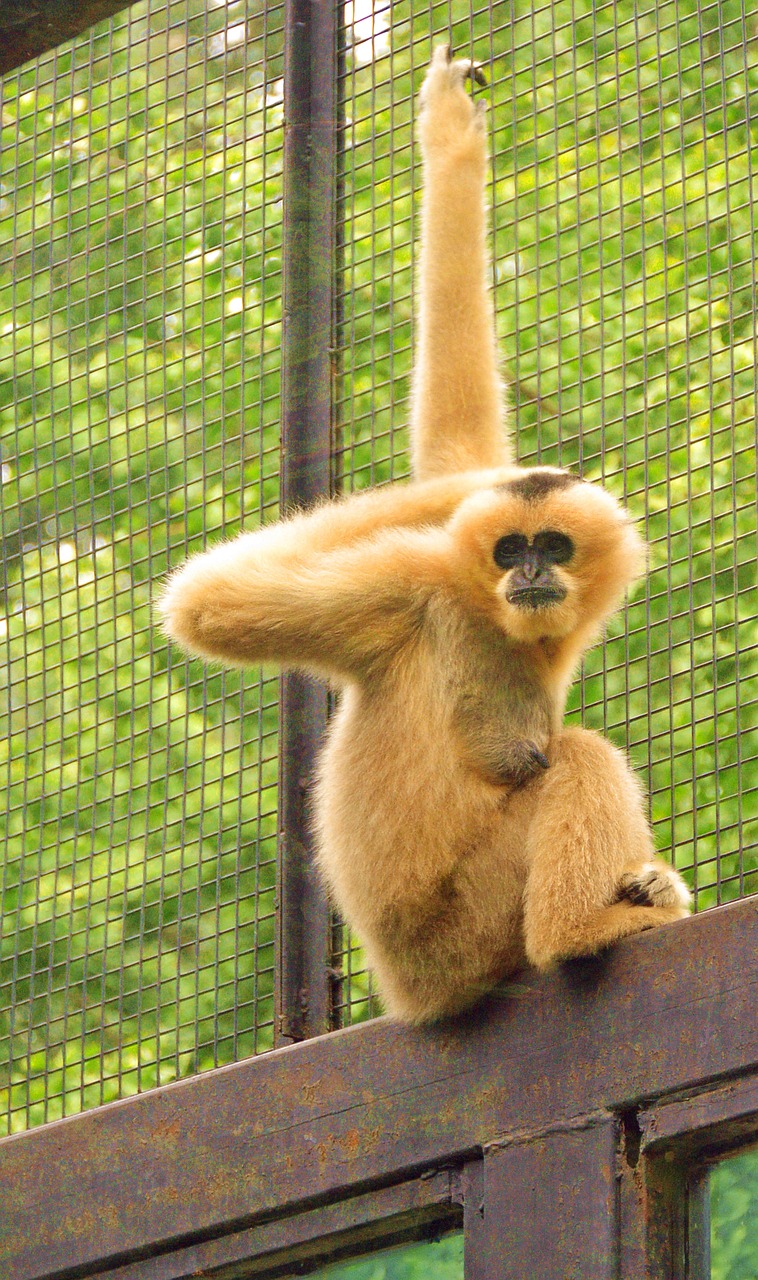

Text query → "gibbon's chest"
[429,603,554,768]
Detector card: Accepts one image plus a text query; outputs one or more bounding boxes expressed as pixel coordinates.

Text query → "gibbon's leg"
[522,727,691,969]
[412,45,511,480]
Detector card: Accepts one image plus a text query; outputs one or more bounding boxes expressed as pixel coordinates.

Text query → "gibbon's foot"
[525,901,692,971]
[496,739,551,787]
[616,861,692,911]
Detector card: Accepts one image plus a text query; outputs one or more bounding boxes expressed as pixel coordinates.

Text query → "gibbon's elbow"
[156,553,259,667]
[156,561,217,661]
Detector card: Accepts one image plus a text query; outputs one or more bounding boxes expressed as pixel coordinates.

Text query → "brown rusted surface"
[93,1172,460,1280]
[0,899,756,1279]
[617,1117,649,1280]
[640,1073,758,1158]
[0,0,139,75]
[641,1155,688,1280]
[477,1117,618,1279]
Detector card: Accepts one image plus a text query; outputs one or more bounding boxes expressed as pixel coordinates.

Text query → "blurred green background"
[711,1146,758,1280]
[0,0,756,1138]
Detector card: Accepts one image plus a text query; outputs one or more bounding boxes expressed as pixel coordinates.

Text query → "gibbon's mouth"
[506,585,567,610]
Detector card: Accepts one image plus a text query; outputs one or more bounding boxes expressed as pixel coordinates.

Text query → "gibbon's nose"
[522,549,543,582]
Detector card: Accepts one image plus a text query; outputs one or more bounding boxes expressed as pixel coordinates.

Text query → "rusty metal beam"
[0,0,139,75]
[92,1171,461,1280]
[276,0,339,1046]
[475,1118,619,1280]
[0,899,756,1280]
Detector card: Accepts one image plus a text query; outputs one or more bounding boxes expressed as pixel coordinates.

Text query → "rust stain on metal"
[341,1129,361,1160]
[301,1079,322,1105]
[361,1127,383,1155]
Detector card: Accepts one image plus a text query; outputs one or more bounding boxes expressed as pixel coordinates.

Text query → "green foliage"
[711,1146,758,1279]
[314,1234,463,1279]
[0,0,285,1129]
[0,0,756,1131]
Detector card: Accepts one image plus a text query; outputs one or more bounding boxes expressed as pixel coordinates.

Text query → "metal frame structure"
[1,1,756,1274]
[1,898,756,1278]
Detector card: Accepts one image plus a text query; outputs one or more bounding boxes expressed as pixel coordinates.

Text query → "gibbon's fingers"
[421,44,487,97]
[412,46,510,480]
[521,727,691,969]
[464,62,488,88]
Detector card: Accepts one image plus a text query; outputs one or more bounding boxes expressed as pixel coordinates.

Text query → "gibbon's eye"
[533,530,574,565]
[493,533,529,569]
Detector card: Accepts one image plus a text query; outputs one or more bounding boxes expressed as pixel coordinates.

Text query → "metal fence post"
[276,0,339,1044]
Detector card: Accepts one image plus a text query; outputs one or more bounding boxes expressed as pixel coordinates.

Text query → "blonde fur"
[157,47,690,1023]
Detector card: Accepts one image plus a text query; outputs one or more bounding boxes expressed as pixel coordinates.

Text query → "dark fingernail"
[465,63,488,87]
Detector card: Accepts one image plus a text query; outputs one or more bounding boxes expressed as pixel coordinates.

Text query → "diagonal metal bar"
[0,0,140,74]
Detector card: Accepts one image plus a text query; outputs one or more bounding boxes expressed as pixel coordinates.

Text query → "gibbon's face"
[450,469,645,643]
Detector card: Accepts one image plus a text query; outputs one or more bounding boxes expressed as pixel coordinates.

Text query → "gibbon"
[158,47,690,1023]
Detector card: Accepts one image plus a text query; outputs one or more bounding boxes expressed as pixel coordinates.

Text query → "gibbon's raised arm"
[158,518,453,682]
[412,46,510,480]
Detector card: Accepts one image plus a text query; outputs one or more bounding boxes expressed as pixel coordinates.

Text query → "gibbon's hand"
[495,739,551,787]
[418,43,488,116]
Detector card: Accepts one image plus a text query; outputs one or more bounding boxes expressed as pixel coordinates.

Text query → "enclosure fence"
[1,0,756,1137]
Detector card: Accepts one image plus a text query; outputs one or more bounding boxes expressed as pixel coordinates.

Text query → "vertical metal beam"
[686,1167,711,1280]
[276,0,339,1044]
[469,1118,619,1280]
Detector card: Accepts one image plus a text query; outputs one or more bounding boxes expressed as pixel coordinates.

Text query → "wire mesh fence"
[1,0,756,1131]
[1,0,286,1132]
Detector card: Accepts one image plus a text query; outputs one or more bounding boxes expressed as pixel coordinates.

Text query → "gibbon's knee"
[538,726,652,843]
[522,727,690,970]
[523,727,651,953]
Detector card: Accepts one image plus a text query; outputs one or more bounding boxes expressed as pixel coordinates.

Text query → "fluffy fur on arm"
[158,518,456,682]
[157,466,517,679]
[412,46,510,479]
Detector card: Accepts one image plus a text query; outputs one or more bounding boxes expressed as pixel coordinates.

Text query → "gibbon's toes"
[616,862,692,912]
